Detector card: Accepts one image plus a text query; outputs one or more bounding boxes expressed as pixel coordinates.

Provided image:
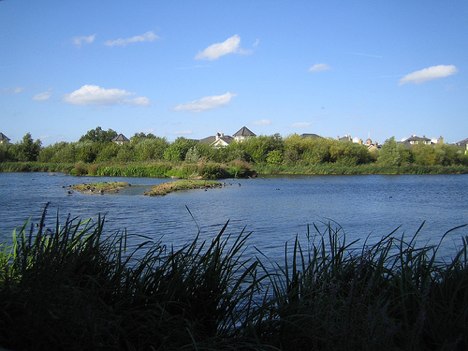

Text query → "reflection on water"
[0,173,467,261]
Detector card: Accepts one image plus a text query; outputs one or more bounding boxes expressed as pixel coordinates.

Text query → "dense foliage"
[1,128,467,176]
[0,209,467,350]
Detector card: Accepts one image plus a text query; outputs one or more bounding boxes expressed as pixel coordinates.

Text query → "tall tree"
[16,133,41,161]
[79,127,118,143]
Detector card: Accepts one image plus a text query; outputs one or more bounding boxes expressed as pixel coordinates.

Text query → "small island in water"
[71,181,131,194]
[144,179,222,196]
[70,179,222,196]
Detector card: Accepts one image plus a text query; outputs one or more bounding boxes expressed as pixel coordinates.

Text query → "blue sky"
[1,0,467,145]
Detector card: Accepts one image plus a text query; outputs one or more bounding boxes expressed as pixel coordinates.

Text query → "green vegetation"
[0,209,467,350]
[1,127,467,178]
[71,181,130,194]
[144,179,222,196]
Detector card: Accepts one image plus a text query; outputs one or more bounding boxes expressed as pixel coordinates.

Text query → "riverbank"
[0,210,467,350]
[1,161,467,178]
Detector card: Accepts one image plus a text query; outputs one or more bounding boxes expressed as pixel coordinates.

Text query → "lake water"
[0,173,467,261]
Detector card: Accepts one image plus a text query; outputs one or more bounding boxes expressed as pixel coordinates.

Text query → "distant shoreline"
[0,161,467,178]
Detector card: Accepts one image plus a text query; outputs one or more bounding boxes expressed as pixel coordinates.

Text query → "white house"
[233,126,256,142]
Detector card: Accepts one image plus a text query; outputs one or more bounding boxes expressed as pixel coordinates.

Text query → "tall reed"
[0,208,467,350]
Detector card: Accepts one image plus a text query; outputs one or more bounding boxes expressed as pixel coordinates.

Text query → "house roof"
[0,132,10,142]
[112,134,129,142]
[233,126,256,137]
[199,134,234,146]
[405,135,431,142]
[456,138,468,146]
[301,133,322,139]
[199,136,216,144]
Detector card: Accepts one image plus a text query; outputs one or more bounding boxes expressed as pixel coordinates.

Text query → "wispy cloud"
[174,92,236,112]
[105,31,159,47]
[292,122,311,128]
[64,85,150,106]
[1,87,23,94]
[33,90,52,101]
[399,65,458,85]
[73,34,95,47]
[308,63,331,73]
[253,119,271,126]
[195,35,248,61]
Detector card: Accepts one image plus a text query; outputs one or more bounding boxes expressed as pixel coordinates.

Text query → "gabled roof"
[301,133,322,139]
[112,134,129,142]
[233,126,256,137]
[456,138,468,146]
[199,136,216,144]
[405,135,431,142]
[0,132,10,142]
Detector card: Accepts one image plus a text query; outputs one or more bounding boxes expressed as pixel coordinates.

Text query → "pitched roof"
[301,133,322,139]
[233,126,256,137]
[199,136,216,144]
[0,132,10,142]
[405,135,431,142]
[112,134,129,142]
[456,138,468,146]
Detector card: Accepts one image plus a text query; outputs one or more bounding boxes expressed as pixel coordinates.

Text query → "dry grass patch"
[144,179,222,196]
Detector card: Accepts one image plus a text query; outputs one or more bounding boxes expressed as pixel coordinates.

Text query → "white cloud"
[253,119,271,126]
[105,31,159,47]
[174,92,236,112]
[130,96,150,106]
[399,65,458,85]
[1,87,23,94]
[195,35,247,61]
[64,85,150,106]
[292,122,311,128]
[309,63,331,73]
[73,34,95,47]
[33,91,52,101]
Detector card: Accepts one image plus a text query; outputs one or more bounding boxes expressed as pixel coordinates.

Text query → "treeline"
[1,127,467,169]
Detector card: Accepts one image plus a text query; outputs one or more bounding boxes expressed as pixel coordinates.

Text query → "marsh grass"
[71,181,130,194]
[0,207,467,350]
[144,179,222,196]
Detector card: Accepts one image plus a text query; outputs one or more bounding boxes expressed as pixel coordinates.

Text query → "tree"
[15,133,42,161]
[163,138,198,162]
[79,127,118,143]
[377,137,411,166]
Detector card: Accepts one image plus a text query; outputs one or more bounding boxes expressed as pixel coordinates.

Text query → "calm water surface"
[0,173,467,260]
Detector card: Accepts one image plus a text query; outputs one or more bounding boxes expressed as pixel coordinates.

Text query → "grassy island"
[144,179,222,196]
[71,181,130,194]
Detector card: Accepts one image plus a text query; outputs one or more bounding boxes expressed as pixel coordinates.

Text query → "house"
[233,126,256,142]
[365,138,380,152]
[456,138,468,155]
[0,132,10,144]
[404,135,431,145]
[338,134,353,142]
[199,132,234,148]
[300,133,323,139]
[112,134,129,145]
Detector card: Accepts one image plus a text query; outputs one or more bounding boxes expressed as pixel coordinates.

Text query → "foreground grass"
[144,179,222,196]
[0,208,467,350]
[71,181,130,194]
